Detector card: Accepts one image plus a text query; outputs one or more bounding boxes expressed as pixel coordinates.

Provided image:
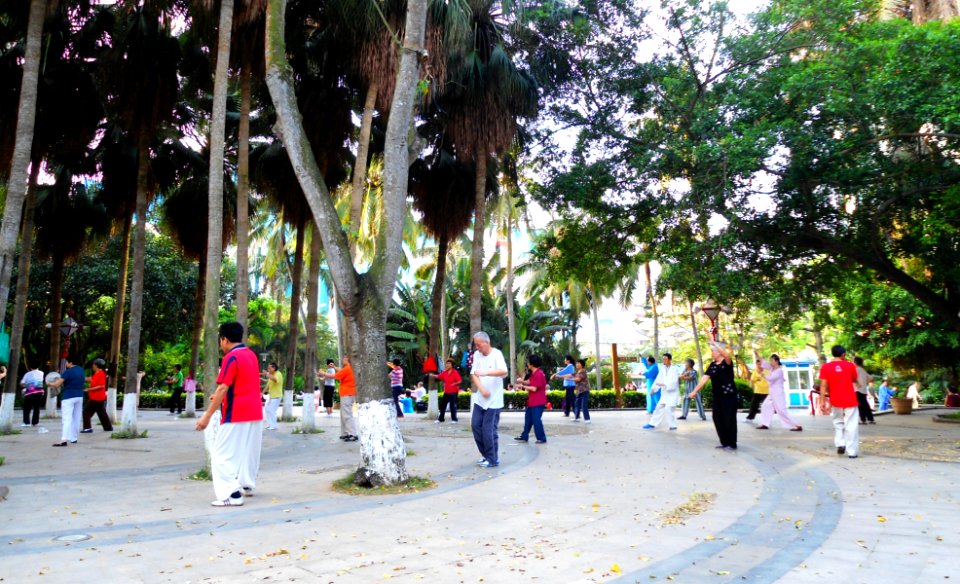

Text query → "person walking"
[745,358,768,422]
[819,345,860,458]
[321,359,336,416]
[552,355,576,418]
[49,355,86,447]
[756,353,802,432]
[195,322,264,506]
[81,358,113,433]
[262,362,282,431]
[644,353,681,430]
[470,331,507,468]
[515,354,549,443]
[166,364,185,415]
[20,362,46,432]
[678,359,705,421]
[689,342,738,450]
[387,358,405,418]
[643,356,660,414]
[853,357,875,424]
[431,358,462,423]
[572,358,591,423]
[322,356,357,441]
[906,381,921,409]
[878,378,894,411]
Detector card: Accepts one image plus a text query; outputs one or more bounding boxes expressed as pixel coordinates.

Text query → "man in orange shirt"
[81,358,113,433]
[322,356,357,442]
[818,345,860,458]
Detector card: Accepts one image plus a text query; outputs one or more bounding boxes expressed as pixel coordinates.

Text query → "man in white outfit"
[470,331,507,468]
[644,353,681,431]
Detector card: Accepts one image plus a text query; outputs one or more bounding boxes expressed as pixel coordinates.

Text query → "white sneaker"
[572,418,580,422]
[435,420,442,424]
[20,423,30,427]
[211,495,244,507]
[584,420,592,424]
[452,419,459,423]
[476,458,487,465]
[38,427,49,433]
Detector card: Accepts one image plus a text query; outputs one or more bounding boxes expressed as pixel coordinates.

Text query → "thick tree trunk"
[283,217,306,420]
[0,162,40,432]
[439,290,448,361]
[187,254,206,415]
[301,224,322,431]
[645,262,659,356]
[235,67,252,333]
[505,223,517,384]
[427,234,448,358]
[121,129,152,434]
[107,210,133,422]
[0,0,44,320]
[592,296,602,391]
[202,0,234,409]
[469,151,487,336]
[350,82,378,244]
[690,302,704,375]
[47,254,65,373]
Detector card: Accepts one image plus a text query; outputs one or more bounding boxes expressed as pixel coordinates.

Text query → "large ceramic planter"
[890,397,914,415]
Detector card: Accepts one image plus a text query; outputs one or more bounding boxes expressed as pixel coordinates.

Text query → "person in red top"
[818,345,861,458]
[196,322,263,506]
[430,358,463,423]
[945,385,960,407]
[81,358,113,433]
[514,354,548,444]
[322,356,358,441]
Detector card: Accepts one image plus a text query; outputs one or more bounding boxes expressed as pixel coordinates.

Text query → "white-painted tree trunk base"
[0,393,15,433]
[426,389,439,418]
[120,396,138,433]
[185,390,196,417]
[45,393,59,418]
[107,387,118,423]
[282,390,294,420]
[355,400,408,487]
[301,392,316,430]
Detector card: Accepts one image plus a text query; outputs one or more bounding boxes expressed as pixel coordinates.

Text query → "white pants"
[60,397,83,442]
[264,397,280,429]
[649,390,679,429]
[340,395,357,437]
[759,388,800,428]
[210,420,263,500]
[832,407,859,456]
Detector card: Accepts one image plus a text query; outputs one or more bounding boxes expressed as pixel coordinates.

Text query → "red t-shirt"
[946,393,960,407]
[526,369,548,407]
[335,364,356,397]
[88,370,107,401]
[818,359,859,409]
[437,368,462,394]
[217,344,264,423]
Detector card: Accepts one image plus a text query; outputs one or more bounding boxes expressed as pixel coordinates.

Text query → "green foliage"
[111,429,148,439]
[187,466,212,481]
[332,472,436,495]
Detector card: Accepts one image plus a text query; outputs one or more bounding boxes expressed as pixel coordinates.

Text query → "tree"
[265,0,429,485]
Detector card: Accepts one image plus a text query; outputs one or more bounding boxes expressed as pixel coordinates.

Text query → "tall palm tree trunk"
[505,223,517,384]
[283,218,306,420]
[591,292,602,391]
[47,254,65,373]
[427,234,448,359]
[439,290,448,361]
[187,253,206,415]
[202,0,234,409]
[0,162,40,432]
[0,0,45,319]
[350,82,378,244]
[301,224,322,431]
[690,302,704,374]
[645,261,659,355]
[120,129,152,433]
[235,67,252,333]
[469,151,487,335]
[107,210,133,422]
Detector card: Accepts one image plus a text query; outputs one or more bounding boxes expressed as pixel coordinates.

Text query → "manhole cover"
[53,534,92,543]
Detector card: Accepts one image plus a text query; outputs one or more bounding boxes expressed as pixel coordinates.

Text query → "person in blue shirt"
[878,378,895,412]
[49,355,86,447]
[643,355,660,414]
[552,355,577,418]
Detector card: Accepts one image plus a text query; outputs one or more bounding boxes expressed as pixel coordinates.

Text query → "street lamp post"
[695,298,731,342]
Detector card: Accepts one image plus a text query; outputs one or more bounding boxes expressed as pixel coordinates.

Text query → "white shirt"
[653,363,681,394]
[471,347,507,410]
[324,367,336,387]
[21,369,43,388]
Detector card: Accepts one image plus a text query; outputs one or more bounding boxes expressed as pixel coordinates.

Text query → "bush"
[697,379,754,409]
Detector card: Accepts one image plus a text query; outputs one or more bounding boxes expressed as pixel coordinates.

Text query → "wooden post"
[612,343,622,408]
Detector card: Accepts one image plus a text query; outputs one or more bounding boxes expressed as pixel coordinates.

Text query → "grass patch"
[406,449,416,456]
[178,412,196,419]
[111,429,148,439]
[940,411,960,420]
[660,492,717,526]
[0,429,22,436]
[187,466,212,481]
[332,472,436,496]
[0,456,4,466]
[279,416,299,423]
[292,426,324,434]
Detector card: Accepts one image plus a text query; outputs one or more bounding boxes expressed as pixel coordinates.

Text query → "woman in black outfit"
[689,341,739,450]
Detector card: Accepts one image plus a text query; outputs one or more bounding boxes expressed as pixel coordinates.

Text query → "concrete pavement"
[0,406,956,583]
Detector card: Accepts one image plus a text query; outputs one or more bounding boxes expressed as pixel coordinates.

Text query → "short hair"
[831,345,846,358]
[445,358,456,367]
[564,354,574,363]
[392,358,401,366]
[219,322,244,343]
[473,331,491,343]
[663,352,672,360]
[576,358,586,368]
[948,384,958,394]
[647,356,656,364]
[686,358,695,367]
[853,356,864,366]
[174,364,182,371]
[66,354,79,365]
[770,354,781,365]
[326,359,336,366]
[527,354,542,367]
[268,362,279,370]
[93,358,106,369]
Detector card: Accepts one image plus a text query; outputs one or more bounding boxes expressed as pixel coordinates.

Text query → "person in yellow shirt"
[262,362,283,431]
[745,359,769,422]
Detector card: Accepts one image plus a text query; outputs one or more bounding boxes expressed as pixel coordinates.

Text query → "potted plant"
[890,387,914,415]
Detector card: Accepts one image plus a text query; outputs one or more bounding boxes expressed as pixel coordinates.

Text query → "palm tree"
[300,224,323,431]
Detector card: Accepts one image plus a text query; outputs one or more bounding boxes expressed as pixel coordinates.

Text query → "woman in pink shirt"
[514,354,548,444]
[755,352,802,432]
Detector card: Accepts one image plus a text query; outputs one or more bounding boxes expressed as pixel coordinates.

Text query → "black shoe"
[677,416,687,420]
[345,435,359,442]
[535,440,547,444]
[837,446,846,455]
[514,436,528,442]
[80,429,93,434]
[339,435,348,440]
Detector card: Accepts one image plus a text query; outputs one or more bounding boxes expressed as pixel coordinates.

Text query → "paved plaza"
[1,406,957,583]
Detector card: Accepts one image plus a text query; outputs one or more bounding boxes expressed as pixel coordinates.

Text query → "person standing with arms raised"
[689,341,739,450]
[196,322,263,506]
[552,355,576,418]
[470,332,507,468]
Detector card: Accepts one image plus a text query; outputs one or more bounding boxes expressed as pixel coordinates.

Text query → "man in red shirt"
[322,356,358,441]
[81,358,113,433]
[818,345,860,458]
[430,358,462,423]
[196,322,263,506]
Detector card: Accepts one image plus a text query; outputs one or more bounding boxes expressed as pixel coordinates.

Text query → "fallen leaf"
[611,564,622,574]
[877,516,887,523]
